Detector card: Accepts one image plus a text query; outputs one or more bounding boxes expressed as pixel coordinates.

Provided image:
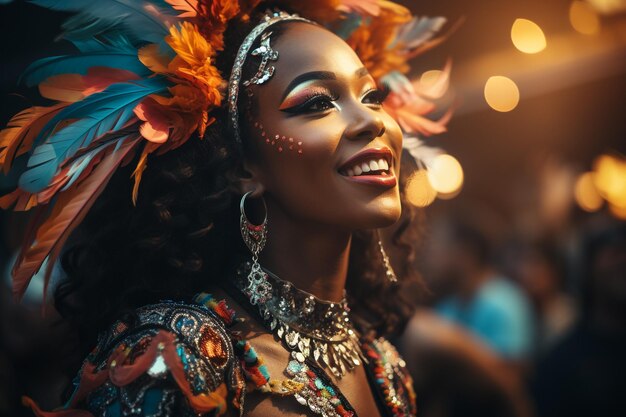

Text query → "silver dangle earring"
[240,191,272,304]
[376,229,398,283]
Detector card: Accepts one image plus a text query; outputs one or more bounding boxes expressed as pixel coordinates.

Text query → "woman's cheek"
[251,120,304,155]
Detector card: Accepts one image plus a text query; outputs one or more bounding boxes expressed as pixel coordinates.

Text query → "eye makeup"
[279,85,335,111]
[252,121,303,155]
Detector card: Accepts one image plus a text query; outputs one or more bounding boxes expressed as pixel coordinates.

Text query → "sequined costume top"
[23,295,417,417]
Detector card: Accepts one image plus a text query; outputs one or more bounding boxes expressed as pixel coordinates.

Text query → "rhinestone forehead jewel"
[243,31,279,87]
[227,10,314,145]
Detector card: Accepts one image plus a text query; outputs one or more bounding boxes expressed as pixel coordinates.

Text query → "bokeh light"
[592,153,626,209]
[609,203,626,220]
[586,0,626,14]
[484,76,520,112]
[427,154,464,197]
[406,169,438,207]
[574,172,604,212]
[511,18,547,53]
[570,1,601,35]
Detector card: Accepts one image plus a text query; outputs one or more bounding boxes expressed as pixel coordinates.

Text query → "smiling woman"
[0,1,451,416]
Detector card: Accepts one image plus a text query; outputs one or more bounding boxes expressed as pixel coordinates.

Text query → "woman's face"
[243,22,403,231]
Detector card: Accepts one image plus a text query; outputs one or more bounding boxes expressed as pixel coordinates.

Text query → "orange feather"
[11,136,141,301]
[131,141,160,205]
[38,68,140,102]
[82,67,141,96]
[0,104,68,174]
[39,74,85,102]
[165,0,199,18]
[138,44,171,74]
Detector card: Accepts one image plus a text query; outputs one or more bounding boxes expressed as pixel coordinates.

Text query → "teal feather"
[60,139,122,191]
[60,123,141,191]
[61,13,129,43]
[29,0,174,12]
[30,0,176,45]
[22,51,152,87]
[19,78,168,193]
[65,28,175,60]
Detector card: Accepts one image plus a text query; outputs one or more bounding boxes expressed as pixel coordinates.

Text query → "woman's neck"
[257,197,352,303]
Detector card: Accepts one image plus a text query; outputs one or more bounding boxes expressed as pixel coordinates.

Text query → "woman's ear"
[231,158,266,197]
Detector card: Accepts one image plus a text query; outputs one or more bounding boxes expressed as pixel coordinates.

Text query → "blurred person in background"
[433,221,535,365]
[516,240,576,355]
[400,308,533,417]
[397,217,535,417]
[531,218,626,417]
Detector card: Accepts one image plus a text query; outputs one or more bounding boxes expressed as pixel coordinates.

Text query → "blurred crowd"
[398,210,626,417]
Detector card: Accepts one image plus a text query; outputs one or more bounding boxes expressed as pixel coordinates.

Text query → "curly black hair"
[53,7,426,356]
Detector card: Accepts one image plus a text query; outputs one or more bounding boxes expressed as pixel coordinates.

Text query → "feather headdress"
[1,0,454,301]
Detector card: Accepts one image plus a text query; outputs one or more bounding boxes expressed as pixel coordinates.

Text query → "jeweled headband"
[227,11,314,145]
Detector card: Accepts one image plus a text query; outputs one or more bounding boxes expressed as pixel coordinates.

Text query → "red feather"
[11,135,142,301]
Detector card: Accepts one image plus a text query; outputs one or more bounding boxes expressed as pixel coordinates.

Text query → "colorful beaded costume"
[23,294,417,417]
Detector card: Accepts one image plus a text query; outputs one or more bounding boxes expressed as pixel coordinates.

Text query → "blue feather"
[30,0,176,45]
[22,51,152,87]
[19,78,168,193]
[61,12,129,43]
[70,32,136,52]
[60,138,126,191]
[27,0,85,11]
[29,0,174,12]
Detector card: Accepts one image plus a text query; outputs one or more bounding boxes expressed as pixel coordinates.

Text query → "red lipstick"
[337,147,397,189]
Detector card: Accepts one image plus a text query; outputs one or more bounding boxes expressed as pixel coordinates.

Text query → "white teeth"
[342,157,391,176]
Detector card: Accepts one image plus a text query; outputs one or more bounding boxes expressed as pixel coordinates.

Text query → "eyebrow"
[281,67,370,100]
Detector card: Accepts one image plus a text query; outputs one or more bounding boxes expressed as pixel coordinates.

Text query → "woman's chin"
[375,209,402,228]
[351,200,402,230]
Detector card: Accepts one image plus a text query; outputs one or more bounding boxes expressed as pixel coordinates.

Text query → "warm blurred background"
[395,1,626,417]
[1,0,625,417]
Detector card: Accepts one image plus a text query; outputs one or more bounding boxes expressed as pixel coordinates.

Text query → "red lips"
[337,147,393,173]
[337,147,397,189]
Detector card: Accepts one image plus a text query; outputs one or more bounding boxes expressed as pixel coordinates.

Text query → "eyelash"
[362,87,390,106]
[281,88,390,115]
[281,93,339,114]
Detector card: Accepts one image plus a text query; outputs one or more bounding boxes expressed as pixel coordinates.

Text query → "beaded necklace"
[234,260,366,379]
[195,290,416,417]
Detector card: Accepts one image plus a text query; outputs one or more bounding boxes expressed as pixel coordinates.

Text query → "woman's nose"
[343,108,386,142]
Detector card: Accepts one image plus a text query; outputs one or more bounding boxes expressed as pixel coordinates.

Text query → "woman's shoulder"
[25,296,246,417]
[92,298,238,372]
